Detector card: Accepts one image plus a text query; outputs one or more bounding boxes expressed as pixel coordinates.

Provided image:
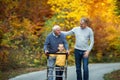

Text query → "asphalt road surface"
[9,63,120,80]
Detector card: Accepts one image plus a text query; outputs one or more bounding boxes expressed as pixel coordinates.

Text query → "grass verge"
[104,69,120,80]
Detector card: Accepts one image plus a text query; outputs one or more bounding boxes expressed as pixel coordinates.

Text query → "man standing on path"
[63,17,94,80]
[44,25,69,80]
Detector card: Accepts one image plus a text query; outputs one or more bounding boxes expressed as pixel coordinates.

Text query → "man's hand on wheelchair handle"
[66,50,70,56]
[45,50,49,56]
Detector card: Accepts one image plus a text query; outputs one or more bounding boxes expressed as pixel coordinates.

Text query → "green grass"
[104,70,120,80]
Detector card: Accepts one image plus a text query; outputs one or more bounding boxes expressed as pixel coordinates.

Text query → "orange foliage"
[47,0,120,57]
[0,0,53,71]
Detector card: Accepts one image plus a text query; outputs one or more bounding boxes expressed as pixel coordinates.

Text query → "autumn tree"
[47,0,120,61]
[0,0,53,71]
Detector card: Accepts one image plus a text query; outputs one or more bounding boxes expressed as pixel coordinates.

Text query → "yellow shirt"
[55,51,66,66]
[49,54,56,57]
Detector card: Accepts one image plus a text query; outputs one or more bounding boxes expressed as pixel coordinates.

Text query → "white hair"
[52,25,61,31]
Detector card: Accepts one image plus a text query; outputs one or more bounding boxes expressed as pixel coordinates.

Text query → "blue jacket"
[44,32,69,53]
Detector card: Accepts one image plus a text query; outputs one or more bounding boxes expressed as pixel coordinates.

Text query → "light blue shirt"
[62,26,94,51]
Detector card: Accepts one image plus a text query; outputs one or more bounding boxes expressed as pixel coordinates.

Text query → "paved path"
[9,63,120,80]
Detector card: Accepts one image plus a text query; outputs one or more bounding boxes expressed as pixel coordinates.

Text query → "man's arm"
[84,29,94,58]
[44,36,50,54]
[61,29,74,36]
[88,29,94,52]
[62,35,69,54]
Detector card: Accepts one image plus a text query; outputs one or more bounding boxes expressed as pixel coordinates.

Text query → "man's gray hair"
[52,25,61,31]
[80,17,89,24]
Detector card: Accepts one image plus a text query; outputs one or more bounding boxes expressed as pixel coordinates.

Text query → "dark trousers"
[74,49,89,80]
[55,65,64,80]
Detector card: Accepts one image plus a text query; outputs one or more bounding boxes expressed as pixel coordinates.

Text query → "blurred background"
[0,0,120,79]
